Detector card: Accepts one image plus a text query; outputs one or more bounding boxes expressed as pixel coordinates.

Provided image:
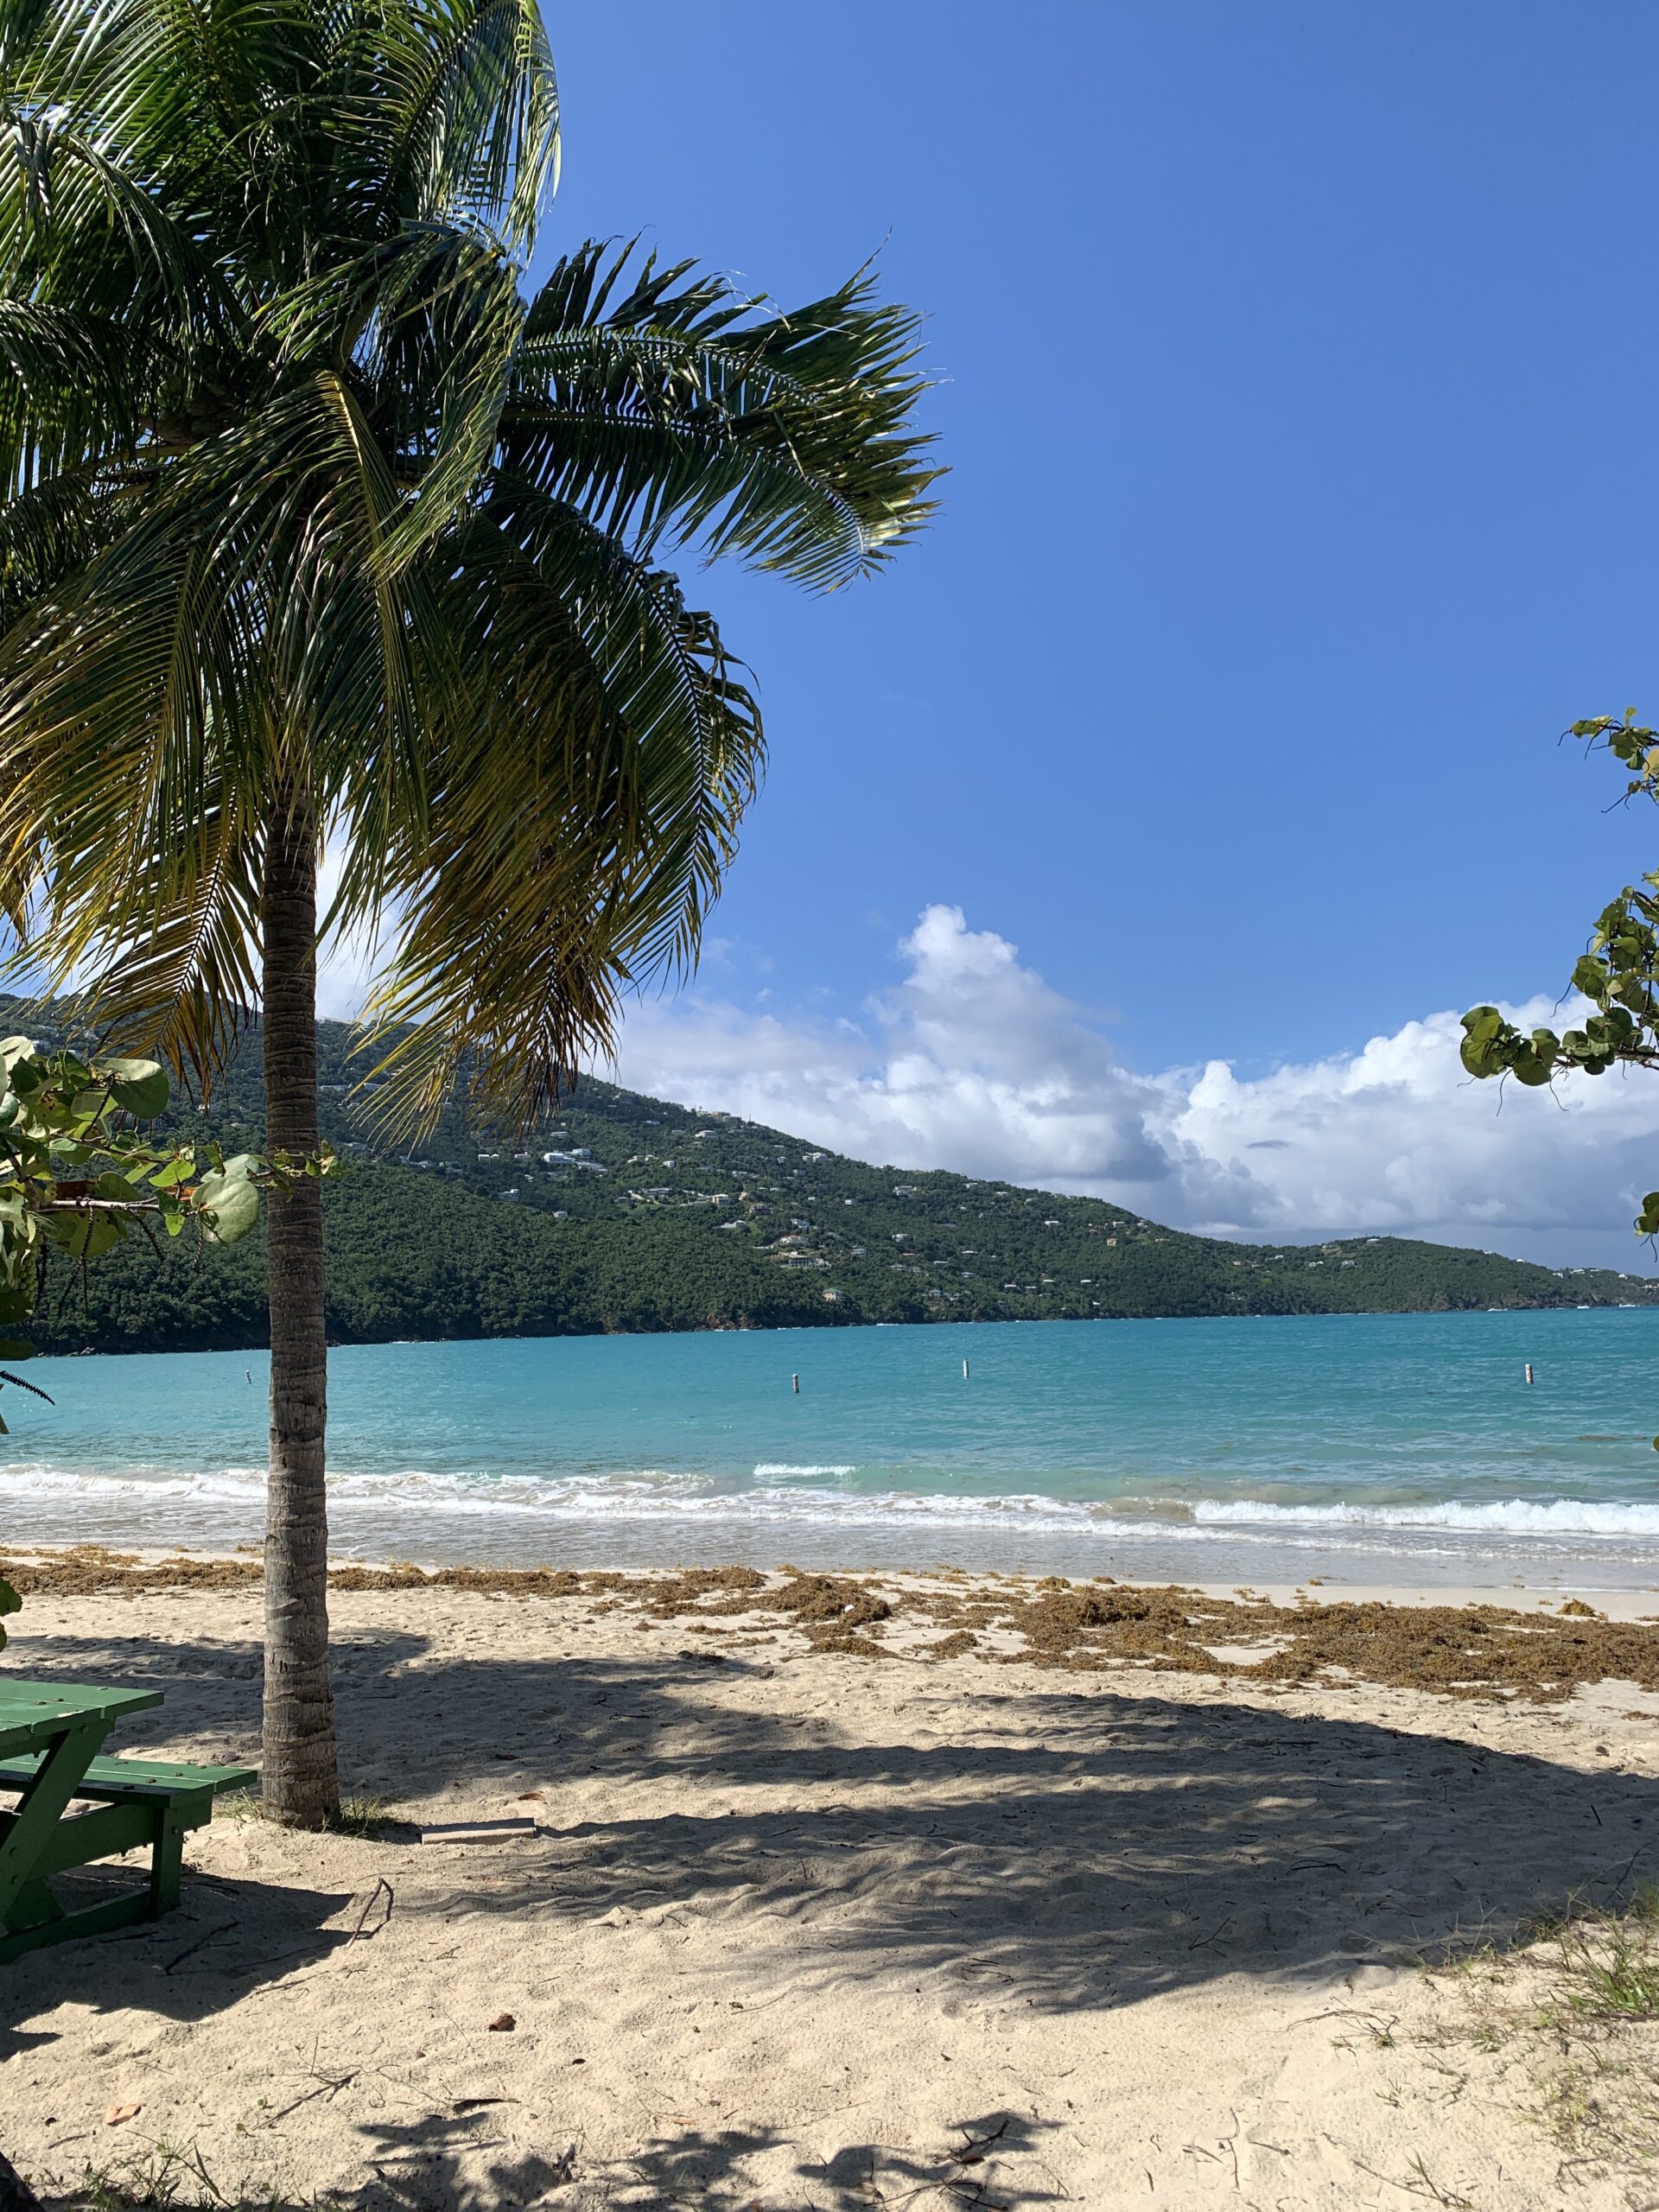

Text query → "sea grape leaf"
[102,1058,169,1119]
[39,1211,124,1259]
[196,1155,262,1244]
[1509,1051,1554,1087]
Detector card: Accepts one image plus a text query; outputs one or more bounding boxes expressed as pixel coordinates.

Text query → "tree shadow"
[8,1621,1656,2024]
[798,2110,1067,2209]
[0,1867,362,2049]
[343,2112,792,2212]
[332,2111,582,2212]
[333,2105,1063,2211]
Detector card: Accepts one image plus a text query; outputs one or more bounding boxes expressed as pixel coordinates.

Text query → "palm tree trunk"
[260,774,339,1827]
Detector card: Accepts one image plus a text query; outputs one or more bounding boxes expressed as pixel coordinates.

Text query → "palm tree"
[0,0,936,1824]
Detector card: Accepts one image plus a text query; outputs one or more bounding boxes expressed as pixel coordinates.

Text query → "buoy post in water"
[1525,1363,1534,1386]
[791,1372,800,1395]
[963,1358,970,1380]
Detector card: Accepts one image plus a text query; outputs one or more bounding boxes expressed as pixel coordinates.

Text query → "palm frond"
[0,302,154,494]
[358,484,761,1131]
[77,790,264,1092]
[508,241,942,587]
[366,0,557,244]
[0,99,228,342]
[0,467,122,623]
[0,0,933,1147]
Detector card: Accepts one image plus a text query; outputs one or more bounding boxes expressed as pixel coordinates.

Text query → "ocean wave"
[3,1459,1658,1546]
[753,1463,856,1478]
[0,1463,272,1501]
[0,1461,707,1518]
[1189,1497,1659,1536]
[0,1460,1109,1531]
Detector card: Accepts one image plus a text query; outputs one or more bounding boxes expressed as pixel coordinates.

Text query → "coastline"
[10,1471,1659,1592]
[25,1286,1659,1359]
[6,1541,1659,1700]
[6,1554,1659,2207]
[10,1310,1659,1592]
[8,1539,1659,1614]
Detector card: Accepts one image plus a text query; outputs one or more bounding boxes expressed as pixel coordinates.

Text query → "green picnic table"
[0,1680,256,1961]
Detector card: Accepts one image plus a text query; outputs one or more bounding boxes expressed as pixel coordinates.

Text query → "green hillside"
[8,999,1654,1351]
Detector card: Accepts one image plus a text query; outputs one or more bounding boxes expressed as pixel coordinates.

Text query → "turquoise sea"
[4,1309,1659,1589]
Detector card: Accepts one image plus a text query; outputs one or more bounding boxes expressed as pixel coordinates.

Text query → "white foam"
[3,1459,1659,1548]
[0,1463,270,1502]
[1190,1496,1659,1537]
[753,1463,856,1478]
[0,1459,1130,1534]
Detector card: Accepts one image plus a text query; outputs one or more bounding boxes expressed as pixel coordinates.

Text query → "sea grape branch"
[1461,713,1659,1238]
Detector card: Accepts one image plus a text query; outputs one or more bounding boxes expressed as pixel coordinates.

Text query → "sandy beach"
[5,1554,1659,2209]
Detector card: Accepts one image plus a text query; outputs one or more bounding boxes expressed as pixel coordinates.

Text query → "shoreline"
[12,1309,1659,1592]
[10,1469,1659,1595]
[25,1291,1659,1358]
[8,1537,1659,1615]
[6,1543,1659,1701]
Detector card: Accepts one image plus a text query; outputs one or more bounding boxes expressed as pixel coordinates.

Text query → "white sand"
[4,1571,1659,2209]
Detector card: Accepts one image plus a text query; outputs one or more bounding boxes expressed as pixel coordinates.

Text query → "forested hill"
[10,999,1656,1351]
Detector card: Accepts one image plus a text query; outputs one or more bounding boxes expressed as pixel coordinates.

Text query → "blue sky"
[541,2,1659,1069]
[325,4,1659,1266]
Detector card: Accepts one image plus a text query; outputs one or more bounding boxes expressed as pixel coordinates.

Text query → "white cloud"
[609,904,1659,1272]
[314,840,387,1024]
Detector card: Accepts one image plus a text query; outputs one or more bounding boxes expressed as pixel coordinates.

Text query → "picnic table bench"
[0,1681,255,1961]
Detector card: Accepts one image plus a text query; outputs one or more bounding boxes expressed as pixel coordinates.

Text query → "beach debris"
[103,2102,143,2126]
[955,2117,1009,2167]
[487,2013,516,2032]
[747,1573,893,1656]
[346,1876,394,1942]
[418,1816,536,1843]
[925,1630,976,1661]
[16,1548,1659,1706]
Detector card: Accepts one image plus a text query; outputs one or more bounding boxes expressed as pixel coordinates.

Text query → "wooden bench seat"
[0,1751,256,1808]
[0,1743,257,1961]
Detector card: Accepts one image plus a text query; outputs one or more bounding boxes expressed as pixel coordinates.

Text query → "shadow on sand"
[6,1617,1654,2206]
[8,1621,1654,2012]
[316,2106,1065,2212]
